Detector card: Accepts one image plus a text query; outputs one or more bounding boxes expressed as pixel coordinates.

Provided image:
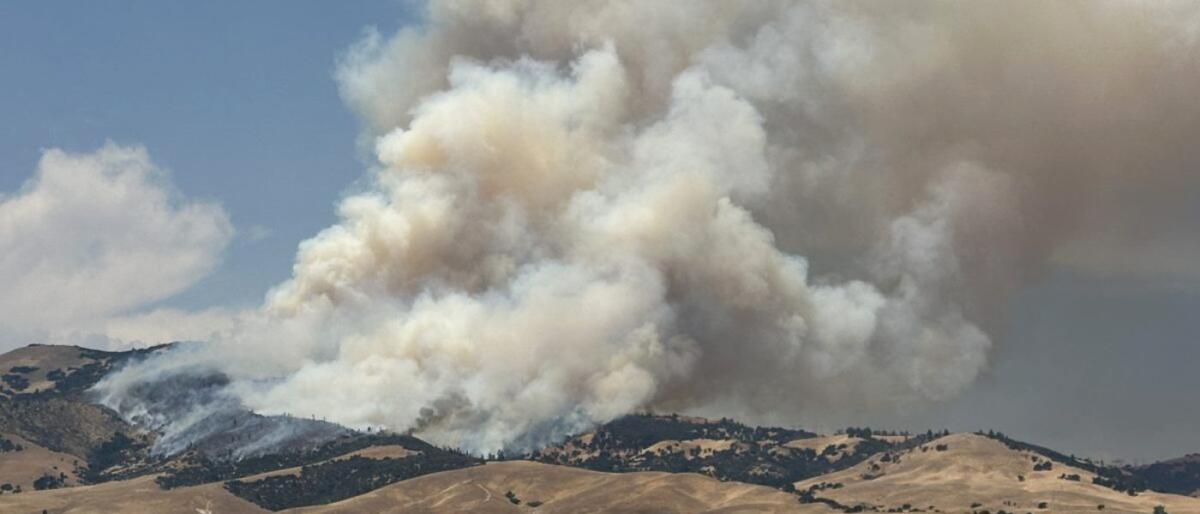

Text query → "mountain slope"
[0,343,486,510]
[1136,454,1200,498]
[0,432,82,492]
[0,461,825,514]
[795,433,1200,513]
[0,344,164,482]
[528,414,910,489]
[0,474,265,513]
[293,461,826,514]
[1,344,1199,513]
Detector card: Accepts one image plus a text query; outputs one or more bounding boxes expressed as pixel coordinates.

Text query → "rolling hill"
[0,343,1198,513]
[795,433,1200,513]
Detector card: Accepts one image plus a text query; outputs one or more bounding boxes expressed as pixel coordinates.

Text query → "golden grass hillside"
[0,345,99,396]
[0,461,827,514]
[0,433,83,492]
[292,461,826,514]
[796,433,1200,513]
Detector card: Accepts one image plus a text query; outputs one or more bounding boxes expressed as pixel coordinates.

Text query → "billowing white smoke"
[100,1,1200,453]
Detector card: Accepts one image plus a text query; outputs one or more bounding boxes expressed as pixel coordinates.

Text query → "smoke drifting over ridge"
[99,1,1200,453]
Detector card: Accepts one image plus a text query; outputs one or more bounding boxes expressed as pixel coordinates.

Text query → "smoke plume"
[99,1,1200,453]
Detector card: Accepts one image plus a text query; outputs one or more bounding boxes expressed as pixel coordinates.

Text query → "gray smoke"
[93,345,348,458]
[98,0,1200,454]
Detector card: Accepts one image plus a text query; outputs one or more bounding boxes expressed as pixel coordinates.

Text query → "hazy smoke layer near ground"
[98,1,1200,454]
[93,347,349,458]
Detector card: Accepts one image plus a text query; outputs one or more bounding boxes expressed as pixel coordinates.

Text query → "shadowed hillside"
[1137,455,1200,498]
[528,414,928,489]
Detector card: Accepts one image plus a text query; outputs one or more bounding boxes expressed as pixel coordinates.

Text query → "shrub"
[1,374,29,391]
[33,474,65,490]
[0,436,23,453]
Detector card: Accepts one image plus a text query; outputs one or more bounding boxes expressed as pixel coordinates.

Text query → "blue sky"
[0,1,411,310]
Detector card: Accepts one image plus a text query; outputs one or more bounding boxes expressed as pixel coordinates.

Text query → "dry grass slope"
[0,433,83,492]
[291,461,829,514]
[0,345,90,395]
[796,433,1200,513]
[0,475,266,514]
[0,461,826,514]
[4,434,1200,513]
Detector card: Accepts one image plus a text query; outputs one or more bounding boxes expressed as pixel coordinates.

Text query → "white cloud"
[0,143,233,351]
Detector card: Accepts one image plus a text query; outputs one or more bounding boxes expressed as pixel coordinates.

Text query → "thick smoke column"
[100,1,1200,453]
